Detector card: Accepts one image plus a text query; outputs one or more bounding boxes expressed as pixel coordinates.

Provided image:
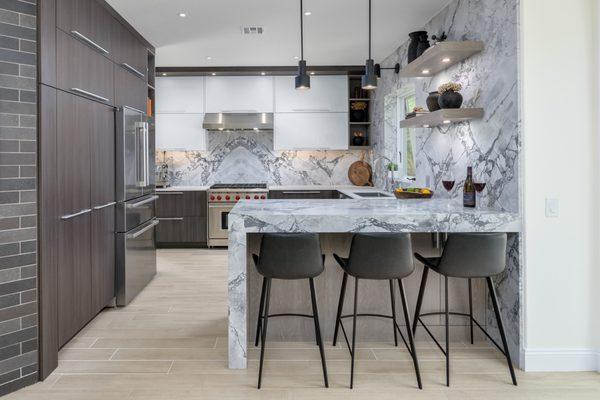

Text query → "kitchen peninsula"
[228,198,521,368]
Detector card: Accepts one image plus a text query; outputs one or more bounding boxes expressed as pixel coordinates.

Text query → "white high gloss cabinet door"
[274,113,348,150]
[155,77,204,113]
[205,76,274,113]
[156,114,206,151]
[275,76,348,113]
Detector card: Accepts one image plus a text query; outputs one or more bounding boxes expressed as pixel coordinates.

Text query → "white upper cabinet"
[205,76,274,113]
[275,75,348,113]
[274,113,348,151]
[156,114,207,151]
[155,77,205,114]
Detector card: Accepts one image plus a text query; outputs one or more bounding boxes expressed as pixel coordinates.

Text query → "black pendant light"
[295,0,310,90]
[361,0,377,90]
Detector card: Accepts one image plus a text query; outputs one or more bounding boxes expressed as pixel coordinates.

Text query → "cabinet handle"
[127,195,159,208]
[127,219,159,239]
[93,202,116,210]
[70,88,109,103]
[291,108,331,112]
[61,208,92,220]
[158,218,184,221]
[282,191,322,195]
[121,63,145,79]
[158,192,184,195]
[70,30,109,55]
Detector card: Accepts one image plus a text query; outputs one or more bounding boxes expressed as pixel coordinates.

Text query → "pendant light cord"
[300,0,304,60]
[368,0,372,59]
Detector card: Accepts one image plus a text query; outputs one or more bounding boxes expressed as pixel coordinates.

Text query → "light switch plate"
[545,198,559,218]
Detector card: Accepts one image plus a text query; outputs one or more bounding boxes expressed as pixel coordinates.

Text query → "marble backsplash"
[156,132,371,186]
[371,0,519,213]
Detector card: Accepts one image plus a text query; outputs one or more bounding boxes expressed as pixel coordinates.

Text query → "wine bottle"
[463,166,476,208]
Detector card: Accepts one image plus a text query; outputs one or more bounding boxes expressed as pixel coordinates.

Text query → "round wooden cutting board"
[348,161,374,187]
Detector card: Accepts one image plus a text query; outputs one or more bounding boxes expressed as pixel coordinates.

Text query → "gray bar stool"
[252,233,328,389]
[412,233,517,387]
[332,233,422,389]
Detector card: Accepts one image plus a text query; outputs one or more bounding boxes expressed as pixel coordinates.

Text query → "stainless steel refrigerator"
[115,106,158,306]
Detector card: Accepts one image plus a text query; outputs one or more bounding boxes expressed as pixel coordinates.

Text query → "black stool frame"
[332,270,422,389]
[413,268,518,387]
[254,277,328,389]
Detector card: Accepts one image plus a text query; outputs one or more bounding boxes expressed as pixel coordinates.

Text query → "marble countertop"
[229,198,521,233]
[156,186,210,192]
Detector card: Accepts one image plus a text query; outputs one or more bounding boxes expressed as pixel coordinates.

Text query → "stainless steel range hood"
[202,113,273,132]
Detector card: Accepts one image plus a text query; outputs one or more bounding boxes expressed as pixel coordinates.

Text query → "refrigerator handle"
[144,122,150,187]
[135,122,145,187]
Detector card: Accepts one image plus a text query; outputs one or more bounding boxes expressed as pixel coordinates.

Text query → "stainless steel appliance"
[208,183,268,247]
[202,113,273,132]
[115,106,158,306]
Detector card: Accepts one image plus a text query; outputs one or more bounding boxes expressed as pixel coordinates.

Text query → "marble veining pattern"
[227,199,521,368]
[158,132,371,186]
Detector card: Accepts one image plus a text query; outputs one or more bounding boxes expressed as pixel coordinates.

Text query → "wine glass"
[474,181,486,208]
[441,172,455,199]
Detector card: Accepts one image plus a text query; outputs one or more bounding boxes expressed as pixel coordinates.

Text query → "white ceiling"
[106,0,449,67]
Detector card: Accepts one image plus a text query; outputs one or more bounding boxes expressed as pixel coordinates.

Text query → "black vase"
[350,109,367,123]
[426,91,441,112]
[408,31,426,63]
[416,33,430,58]
[438,90,463,109]
[352,134,365,146]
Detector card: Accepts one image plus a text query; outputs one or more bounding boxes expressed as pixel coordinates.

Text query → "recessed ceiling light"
[178,12,187,18]
[293,56,300,60]
[211,72,216,76]
[206,56,212,60]
[304,11,312,16]
[422,69,430,74]
[442,58,451,63]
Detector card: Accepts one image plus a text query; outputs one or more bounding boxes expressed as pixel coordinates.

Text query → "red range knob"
[225,195,231,200]
[254,195,259,199]
[217,195,222,200]
[246,195,250,200]
[260,195,266,199]
[210,195,215,201]
[235,196,240,201]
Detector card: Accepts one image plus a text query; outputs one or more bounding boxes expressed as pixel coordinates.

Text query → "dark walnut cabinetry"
[269,190,340,199]
[156,192,208,247]
[39,0,155,380]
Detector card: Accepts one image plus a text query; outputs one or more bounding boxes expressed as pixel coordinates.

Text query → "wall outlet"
[545,198,559,218]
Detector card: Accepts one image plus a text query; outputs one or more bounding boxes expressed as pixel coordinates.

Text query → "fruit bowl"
[394,188,434,199]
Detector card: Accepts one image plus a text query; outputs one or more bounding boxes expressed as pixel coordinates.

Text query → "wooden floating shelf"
[399,41,484,78]
[400,108,484,128]
[349,122,371,125]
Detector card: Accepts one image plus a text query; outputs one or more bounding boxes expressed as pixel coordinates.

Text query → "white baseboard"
[524,348,600,372]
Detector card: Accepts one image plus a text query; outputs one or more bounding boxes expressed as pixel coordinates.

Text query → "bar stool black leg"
[398,279,423,390]
[257,278,272,389]
[309,278,329,388]
[255,277,267,347]
[486,277,518,386]
[468,278,474,345]
[332,272,348,346]
[389,280,398,347]
[350,277,359,389]
[444,276,450,387]
[413,267,429,335]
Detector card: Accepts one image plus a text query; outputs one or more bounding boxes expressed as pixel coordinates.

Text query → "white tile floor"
[7,249,600,399]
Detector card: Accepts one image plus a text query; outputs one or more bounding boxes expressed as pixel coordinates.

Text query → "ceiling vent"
[241,26,264,35]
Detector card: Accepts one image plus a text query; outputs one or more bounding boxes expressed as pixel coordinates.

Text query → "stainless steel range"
[208,183,269,247]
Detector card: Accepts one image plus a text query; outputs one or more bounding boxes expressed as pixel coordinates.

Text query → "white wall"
[522,0,599,371]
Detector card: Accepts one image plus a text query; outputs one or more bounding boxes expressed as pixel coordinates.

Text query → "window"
[384,85,416,178]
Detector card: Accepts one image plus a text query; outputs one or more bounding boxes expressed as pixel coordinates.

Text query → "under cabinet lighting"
[161,73,167,76]
[261,72,266,75]
[310,71,315,75]
[443,120,451,124]
[423,124,430,128]
[422,69,430,74]
[211,72,216,76]
[442,57,451,63]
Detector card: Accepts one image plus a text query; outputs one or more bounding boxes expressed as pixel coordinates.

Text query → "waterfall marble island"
[227,198,521,369]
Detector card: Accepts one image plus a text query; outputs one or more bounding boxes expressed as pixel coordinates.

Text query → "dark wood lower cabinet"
[269,190,339,199]
[156,217,207,245]
[91,205,116,313]
[156,191,207,247]
[58,214,92,348]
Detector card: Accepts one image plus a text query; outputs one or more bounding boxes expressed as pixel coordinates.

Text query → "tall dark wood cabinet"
[38,0,155,380]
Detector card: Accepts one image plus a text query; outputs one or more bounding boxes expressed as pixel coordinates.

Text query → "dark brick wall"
[0,0,38,395]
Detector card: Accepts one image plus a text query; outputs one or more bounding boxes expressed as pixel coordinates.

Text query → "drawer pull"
[121,63,145,79]
[127,218,159,239]
[70,88,109,103]
[127,195,159,208]
[70,30,109,55]
[158,192,184,195]
[158,218,184,221]
[61,208,92,220]
[93,202,116,210]
[282,191,321,195]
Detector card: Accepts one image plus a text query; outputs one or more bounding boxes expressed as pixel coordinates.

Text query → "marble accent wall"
[370,0,521,362]
[157,132,371,186]
[372,0,519,213]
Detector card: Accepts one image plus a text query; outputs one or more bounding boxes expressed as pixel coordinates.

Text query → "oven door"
[209,203,234,242]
